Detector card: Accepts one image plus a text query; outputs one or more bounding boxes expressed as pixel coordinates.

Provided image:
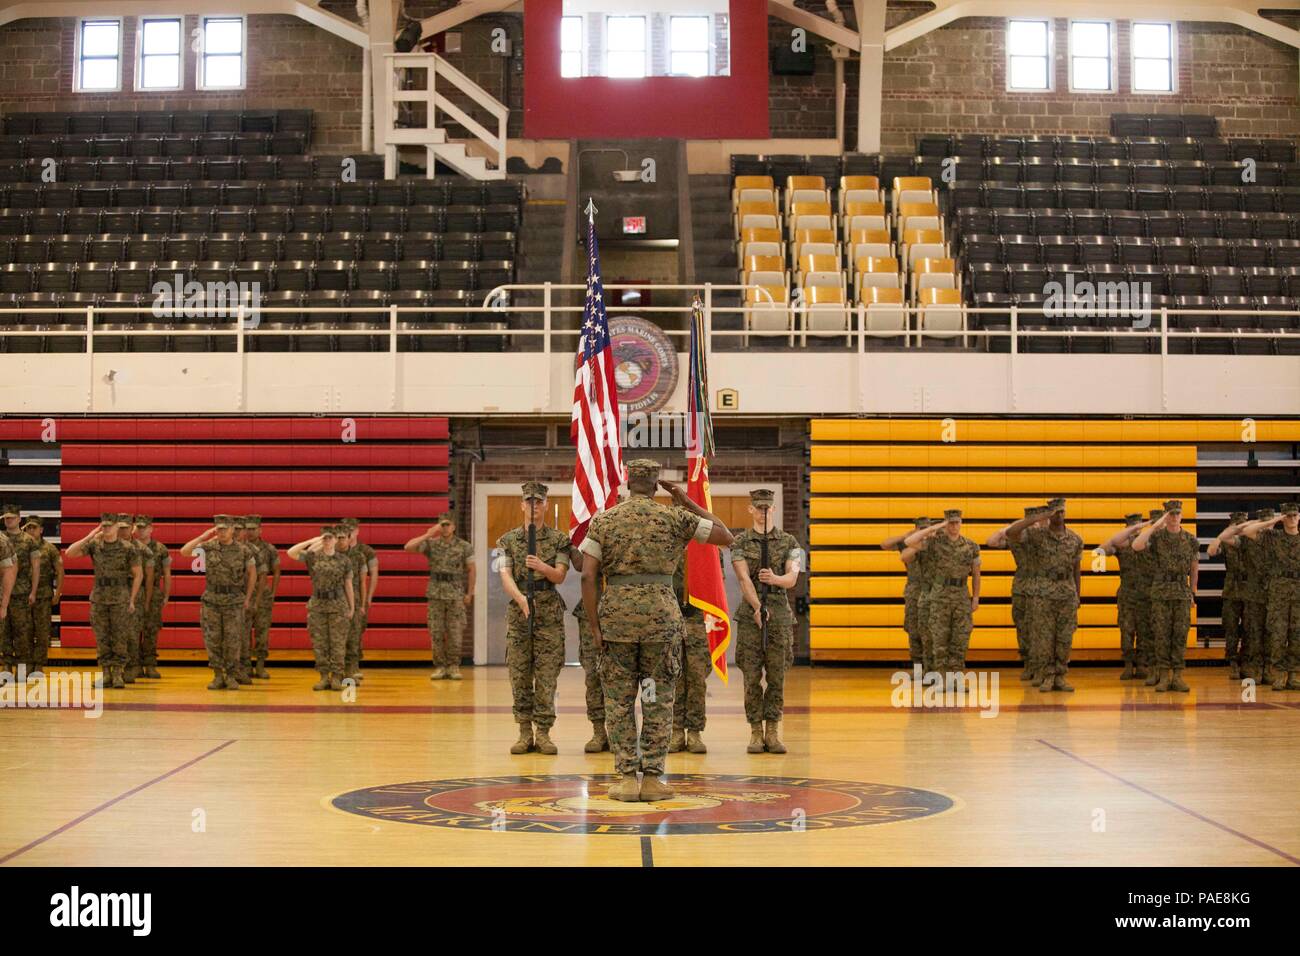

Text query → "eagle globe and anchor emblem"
[578,316,680,416]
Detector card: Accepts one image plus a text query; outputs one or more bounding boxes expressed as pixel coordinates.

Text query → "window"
[1070,20,1113,91]
[138,17,183,91]
[198,15,246,90]
[1132,21,1175,92]
[76,18,122,92]
[561,15,583,77]
[670,16,709,77]
[1006,19,1050,91]
[605,16,646,78]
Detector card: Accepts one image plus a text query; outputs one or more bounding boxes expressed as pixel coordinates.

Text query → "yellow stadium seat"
[917,287,964,339]
[843,200,887,238]
[863,285,906,338]
[786,174,827,192]
[902,228,947,267]
[896,201,942,242]
[735,200,779,238]
[854,256,903,299]
[911,257,958,302]
[850,228,893,261]
[744,283,792,347]
[734,175,775,192]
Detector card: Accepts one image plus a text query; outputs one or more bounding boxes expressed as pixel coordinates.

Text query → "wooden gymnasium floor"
[2,664,1298,867]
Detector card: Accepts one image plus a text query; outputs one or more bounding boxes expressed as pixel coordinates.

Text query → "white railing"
[383,52,508,180]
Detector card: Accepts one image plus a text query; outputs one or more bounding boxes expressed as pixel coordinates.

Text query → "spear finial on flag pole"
[585,198,598,219]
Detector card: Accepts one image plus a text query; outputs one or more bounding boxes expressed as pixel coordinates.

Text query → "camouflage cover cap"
[626,460,662,483]
[1124,513,1143,525]
[944,508,962,520]
[1024,506,1040,517]
[99,512,115,524]
[245,515,262,528]
[1,503,21,517]
[214,514,235,528]
[22,515,42,529]
[1282,502,1299,516]
[1255,507,1275,520]
[1149,508,1165,521]
[521,480,549,500]
[437,514,453,526]
[339,518,359,530]
[320,525,339,537]
[1229,510,1248,523]
[1047,497,1066,510]
[750,488,776,506]
[1163,499,1183,513]
[914,516,932,528]
[134,514,153,527]
[115,513,133,526]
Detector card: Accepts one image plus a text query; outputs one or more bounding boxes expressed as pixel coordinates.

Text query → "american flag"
[569,206,624,547]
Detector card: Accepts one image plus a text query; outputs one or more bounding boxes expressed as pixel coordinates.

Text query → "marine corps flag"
[685,296,730,683]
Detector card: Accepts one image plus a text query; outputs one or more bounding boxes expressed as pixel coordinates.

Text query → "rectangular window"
[669,15,709,77]
[561,15,583,78]
[605,16,646,78]
[1069,20,1113,92]
[138,16,183,91]
[1007,19,1050,91]
[1132,21,1175,92]
[76,17,122,92]
[198,15,246,90]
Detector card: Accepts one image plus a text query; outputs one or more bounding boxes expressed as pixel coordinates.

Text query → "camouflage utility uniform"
[1262,523,1300,688]
[31,536,60,672]
[201,539,254,687]
[672,554,712,737]
[924,531,980,673]
[249,533,279,674]
[1221,525,1246,674]
[731,524,801,729]
[136,537,170,674]
[1116,535,1152,674]
[1146,526,1198,686]
[86,537,141,680]
[305,548,351,680]
[1023,525,1083,687]
[580,493,711,777]
[2,525,38,672]
[0,535,15,670]
[497,523,570,734]
[419,532,473,670]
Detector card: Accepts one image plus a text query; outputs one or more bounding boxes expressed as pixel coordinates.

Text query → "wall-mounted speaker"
[771,46,815,76]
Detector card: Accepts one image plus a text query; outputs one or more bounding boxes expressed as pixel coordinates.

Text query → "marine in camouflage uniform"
[731,488,803,755]
[241,515,278,680]
[669,551,712,754]
[497,481,571,756]
[182,515,255,690]
[1236,507,1274,683]
[578,459,732,802]
[1132,499,1198,692]
[340,522,377,681]
[0,532,15,675]
[1256,503,1300,690]
[885,517,932,668]
[985,507,1045,680]
[408,515,473,680]
[127,516,169,680]
[338,519,374,681]
[0,503,39,677]
[23,517,61,674]
[289,525,355,690]
[1014,498,1083,692]
[569,549,608,752]
[68,512,143,689]
[1100,512,1152,681]
[1210,511,1249,680]
[908,509,981,674]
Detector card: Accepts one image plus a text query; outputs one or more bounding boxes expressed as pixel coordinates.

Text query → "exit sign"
[622,216,646,234]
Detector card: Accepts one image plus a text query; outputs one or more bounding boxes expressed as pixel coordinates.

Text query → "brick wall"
[882,11,1300,152]
[0,15,364,151]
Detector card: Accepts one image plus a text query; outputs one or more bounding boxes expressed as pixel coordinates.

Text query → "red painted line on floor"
[1037,738,1300,866]
[0,739,237,866]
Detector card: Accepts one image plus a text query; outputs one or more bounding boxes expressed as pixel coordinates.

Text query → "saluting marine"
[182,515,256,691]
[1242,503,1300,690]
[987,506,1046,681]
[883,517,933,670]
[905,509,980,676]
[1132,499,1199,692]
[24,516,61,676]
[131,515,170,680]
[243,515,278,680]
[1208,510,1249,680]
[669,550,713,755]
[579,460,733,802]
[1099,512,1153,681]
[406,514,474,681]
[288,525,355,691]
[569,548,608,752]
[1007,498,1083,692]
[66,512,142,689]
[0,504,39,679]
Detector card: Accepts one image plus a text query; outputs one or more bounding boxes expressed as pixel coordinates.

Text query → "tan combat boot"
[110,666,125,689]
[1037,674,1055,692]
[509,722,534,754]
[584,723,608,753]
[328,673,343,691]
[763,720,787,754]
[253,661,270,679]
[607,773,641,802]
[312,671,330,691]
[1019,664,1035,682]
[1261,668,1274,685]
[686,730,707,754]
[1134,665,1149,680]
[533,726,558,755]
[1287,671,1300,690]
[447,666,462,681]
[208,669,225,691]
[430,666,446,681]
[1144,668,1161,686]
[1169,669,1189,692]
[668,728,686,753]
[1053,674,1075,692]
[1119,662,1134,680]
[746,722,765,753]
[1155,668,1171,692]
[1228,662,1241,680]
[143,666,162,679]
[639,775,674,801]
[123,665,138,684]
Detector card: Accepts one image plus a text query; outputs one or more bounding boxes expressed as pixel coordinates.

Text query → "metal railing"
[3,284,1300,355]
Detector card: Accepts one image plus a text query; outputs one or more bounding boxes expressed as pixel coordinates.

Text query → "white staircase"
[382,52,507,181]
